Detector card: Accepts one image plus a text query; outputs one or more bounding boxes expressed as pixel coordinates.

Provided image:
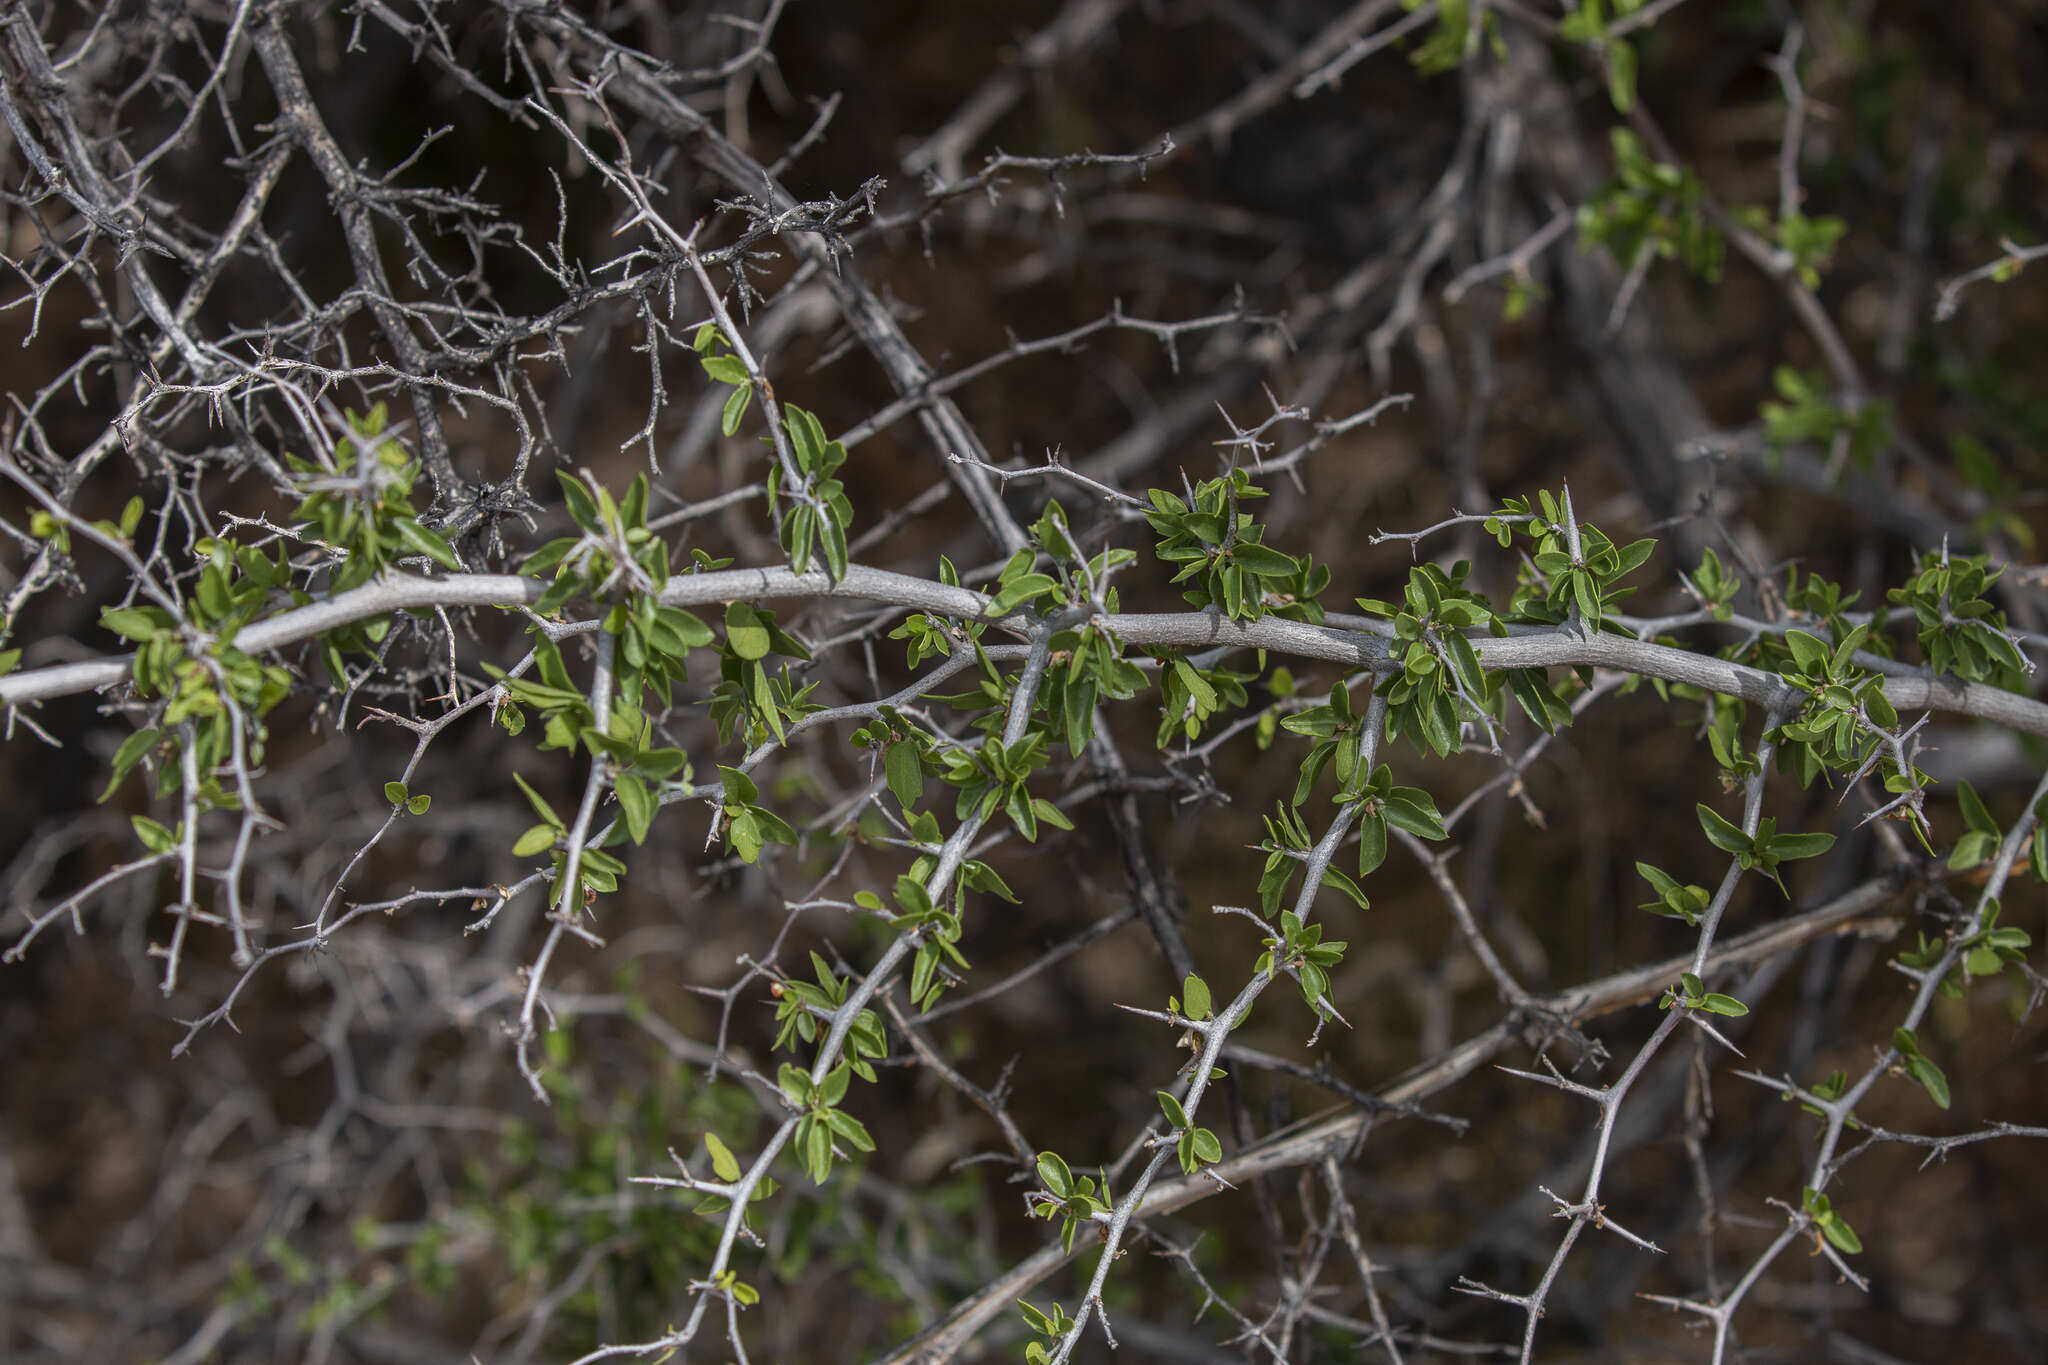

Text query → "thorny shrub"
[3,2,2047,1363]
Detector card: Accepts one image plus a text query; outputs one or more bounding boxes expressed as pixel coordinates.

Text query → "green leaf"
[1636,861,1682,898]
[1181,974,1211,1021]
[1947,829,1997,871]
[1382,787,1447,840]
[1230,541,1298,576]
[406,793,431,815]
[513,772,562,828]
[704,1132,741,1182]
[719,765,759,804]
[1357,814,1388,878]
[1322,865,1370,911]
[1031,798,1074,832]
[1605,36,1637,113]
[1171,656,1218,712]
[132,814,177,854]
[885,739,922,809]
[1035,1151,1073,1200]
[1763,830,1835,861]
[1905,1053,1950,1110]
[558,472,599,532]
[1956,778,1998,836]
[100,727,161,802]
[1784,630,1829,678]
[101,607,167,642]
[1696,804,1752,854]
[700,353,749,387]
[725,603,772,661]
[512,824,557,857]
[826,1107,874,1151]
[615,774,654,845]
[820,513,849,584]
[722,383,752,436]
[384,781,409,805]
[989,573,1059,617]
[392,517,462,570]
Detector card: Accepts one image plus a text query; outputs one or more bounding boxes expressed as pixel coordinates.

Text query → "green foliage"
[521,471,716,708]
[1257,803,1365,915]
[1172,973,1213,1022]
[1737,206,1849,290]
[1029,1151,1106,1256]
[1885,547,2030,686]
[326,1034,766,1351]
[1497,489,1658,633]
[710,601,818,745]
[1781,1068,1857,1129]
[772,405,855,583]
[1019,1296,1078,1364]
[1351,763,1448,873]
[879,876,974,1012]
[1143,471,1322,622]
[288,404,462,594]
[695,322,754,434]
[1947,778,2003,870]
[1047,618,1146,756]
[1255,910,1348,1019]
[1558,0,1648,112]
[1688,547,1740,622]
[780,1061,876,1185]
[1156,1089,1223,1174]
[716,765,798,864]
[1278,676,1370,802]
[1802,1186,1863,1255]
[1760,366,1889,472]
[938,730,1074,843]
[1767,623,1901,788]
[1959,899,2032,982]
[1889,1027,1950,1110]
[1895,898,2033,1000]
[771,951,887,1077]
[1664,971,1750,1018]
[695,324,856,583]
[1635,861,1710,926]
[1357,560,1500,757]
[1695,803,1834,897]
[985,545,1065,619]
[1158,652,1253,745]
[853,707,935,810]
[94,533,296,819]
[1578,128,1724,282]
[511,770,627,897]
[382,780,431,816]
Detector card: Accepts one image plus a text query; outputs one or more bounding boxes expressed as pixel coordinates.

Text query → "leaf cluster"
[778,1061,876,1185]
[1577,128,1723,283]
[1143,472,1322,622]
[1695,803,1835,897]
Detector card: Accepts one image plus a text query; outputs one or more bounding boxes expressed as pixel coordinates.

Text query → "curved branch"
[8,566,2048,740]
